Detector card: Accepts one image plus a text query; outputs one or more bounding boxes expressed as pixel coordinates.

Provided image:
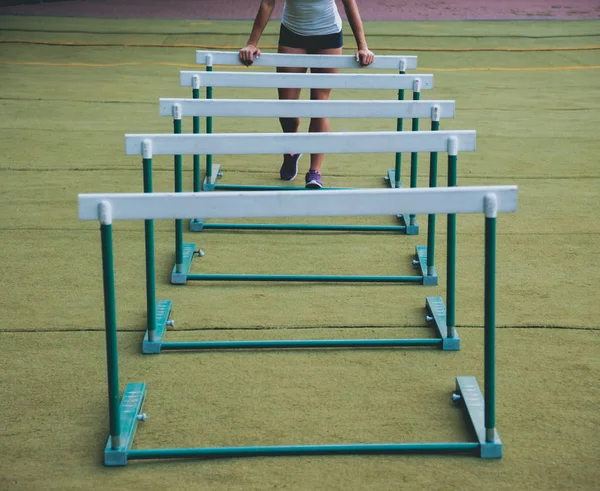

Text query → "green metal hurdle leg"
[425,137,460,350]
[408,80,421,231]
[411,110,441,287]
[385,64,419,235]
[99,208,149,466]
[140,147,174,353]
[190,74,206,232]
[453,199,502,458]
[171,104,197,285]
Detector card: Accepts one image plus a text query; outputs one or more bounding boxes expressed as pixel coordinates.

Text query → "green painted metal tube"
[409,90,420,226]
[206,65,213,183]
[484,216,497,440]
[127,442,478,460]
[202,223,406,232]
[446,154,458,337]
[394,68,405,188]
[192,87,201,193]
[174,119,184,274]
[186,274,423,283]
[142,158,157,342]
[427,120,440,276]
[161,338,442,351]
[100,223,121,449]
[213,183,330,191]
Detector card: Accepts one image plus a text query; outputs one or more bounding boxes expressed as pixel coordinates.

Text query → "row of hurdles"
[81,51,517,465]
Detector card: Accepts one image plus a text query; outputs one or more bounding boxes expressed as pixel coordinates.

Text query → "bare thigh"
[310,46,343,100]
[277,45,308,100]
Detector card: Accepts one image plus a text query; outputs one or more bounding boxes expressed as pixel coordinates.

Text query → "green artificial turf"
[0,15,599,491]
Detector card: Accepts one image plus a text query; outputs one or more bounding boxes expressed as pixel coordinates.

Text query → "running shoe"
[305,169,323,189]
[279,153,302,181]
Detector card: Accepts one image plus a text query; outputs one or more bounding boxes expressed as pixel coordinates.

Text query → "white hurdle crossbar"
[195,50,418,70]
[159,98,454,119]
[80,187,516,222]
[179,71,433,90]
[125,131,476,156]
[84,185,516,465]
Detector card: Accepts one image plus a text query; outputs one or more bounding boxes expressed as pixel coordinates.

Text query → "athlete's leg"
[277,45,307,133]
[307,46,343,173]
[276,44,308,180]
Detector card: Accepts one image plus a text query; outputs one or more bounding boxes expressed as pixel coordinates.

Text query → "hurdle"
[125,130,475,286]
[170,72,440,236]
[159,98,455,284]
[78,185,516,465]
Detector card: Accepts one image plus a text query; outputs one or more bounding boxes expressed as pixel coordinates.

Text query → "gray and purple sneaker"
[279,153,302,181]
[305,169,323,189]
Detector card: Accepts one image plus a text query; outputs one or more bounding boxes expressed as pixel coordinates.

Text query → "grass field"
[0,15,599,491]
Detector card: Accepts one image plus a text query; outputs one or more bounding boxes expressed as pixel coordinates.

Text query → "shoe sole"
[280,154,302,181]
[305,180,323,189]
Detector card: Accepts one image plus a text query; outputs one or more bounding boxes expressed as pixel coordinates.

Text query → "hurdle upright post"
[426,105,441,277]
[446,136,458,339]
[205,54,214,186]
[142,140,157,342]
[484,193,498,442]
[192,75,201,193]
[99,201,121,449]
[394,59,407,189]
[408,78,421,228]
[173,105,184,274]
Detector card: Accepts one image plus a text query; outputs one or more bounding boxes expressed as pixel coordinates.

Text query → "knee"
[280,117,300,132]
[310,89,332,101]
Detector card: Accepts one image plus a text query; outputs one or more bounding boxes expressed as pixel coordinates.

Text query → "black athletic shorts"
[278,24,343,52]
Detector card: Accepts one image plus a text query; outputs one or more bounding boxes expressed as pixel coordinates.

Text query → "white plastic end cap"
[399,59,407,72]
[205,53,213,67]
[142,139,152,159]
[484,193,498,218]
[432,105,441,122]
[99,200,112,225]
[192,74,200,90]
[447,136,458,156]
[173,103,182,120]
[413,78,421,93]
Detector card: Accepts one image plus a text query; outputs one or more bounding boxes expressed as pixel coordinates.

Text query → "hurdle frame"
[79,185,515,465]
[188,51,424,231]
[125,130,475,287]
[160,98,455,286]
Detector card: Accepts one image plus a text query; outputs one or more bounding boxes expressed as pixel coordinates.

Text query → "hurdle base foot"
[416,246,438,286]
[387,169,419,234]
[386,169,401,189]
[142,300,173,354]
[171,243,195,284]
[426,296,460,351]
[190,219,205,232]
[104,382,147,466]
[203,163,221,191]
[455,376,503,459]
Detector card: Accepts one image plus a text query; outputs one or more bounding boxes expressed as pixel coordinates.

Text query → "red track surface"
[0,0,599,20]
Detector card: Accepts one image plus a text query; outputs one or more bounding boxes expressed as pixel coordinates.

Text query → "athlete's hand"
[239,44,261,66]
[356,47,375,66]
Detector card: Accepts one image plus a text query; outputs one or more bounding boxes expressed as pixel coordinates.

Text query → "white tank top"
[282,0,342,36]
